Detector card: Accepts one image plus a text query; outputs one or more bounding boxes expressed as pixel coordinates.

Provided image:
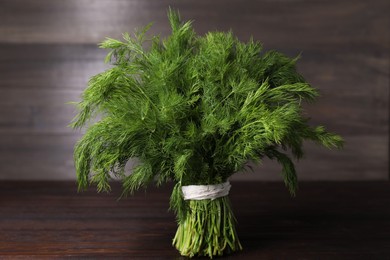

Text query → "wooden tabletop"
[0,181,389,259]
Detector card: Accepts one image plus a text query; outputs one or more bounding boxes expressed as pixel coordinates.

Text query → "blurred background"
[0,0,388,182]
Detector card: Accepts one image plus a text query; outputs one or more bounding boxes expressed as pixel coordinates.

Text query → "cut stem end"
[172,196,242,258]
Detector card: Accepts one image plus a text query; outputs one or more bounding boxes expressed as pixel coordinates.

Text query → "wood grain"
[0,181,389,259]
[0,0,388,180]
[0,0,388,49]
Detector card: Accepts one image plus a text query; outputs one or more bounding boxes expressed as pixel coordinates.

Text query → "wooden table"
[0,181,389,259]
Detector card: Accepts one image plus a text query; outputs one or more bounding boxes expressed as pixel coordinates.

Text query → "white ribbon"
[181,181,231,200]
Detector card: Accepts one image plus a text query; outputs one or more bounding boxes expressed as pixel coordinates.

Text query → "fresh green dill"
[71,8,343,258]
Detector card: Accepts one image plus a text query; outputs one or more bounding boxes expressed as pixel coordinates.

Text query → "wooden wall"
[0,0,388,181]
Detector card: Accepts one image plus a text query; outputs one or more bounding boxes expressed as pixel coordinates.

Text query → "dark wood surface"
[0,181,389,259]
[0,0,388,181]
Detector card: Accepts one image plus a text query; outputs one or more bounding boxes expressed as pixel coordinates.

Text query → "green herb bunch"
[71,9,343,258]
